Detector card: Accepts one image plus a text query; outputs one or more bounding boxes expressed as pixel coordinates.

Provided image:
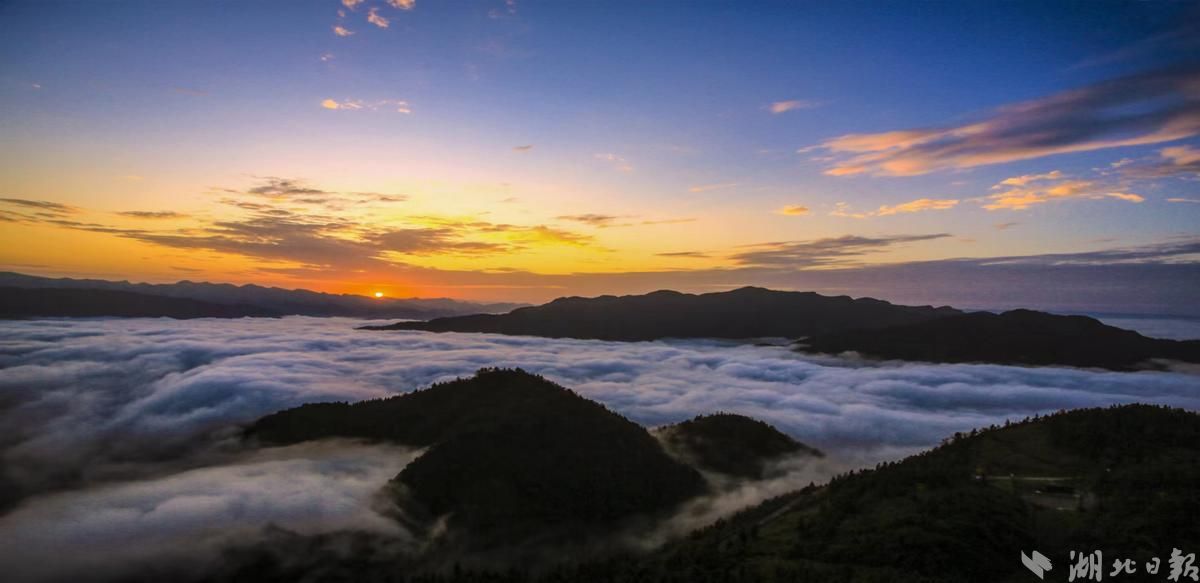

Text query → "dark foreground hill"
[800,308,1200,371]
[0,286,281,319]
[657,413,823,479]
[361,287,961,341]
[249,369,708,549]
[627,404,1200,583]
[218,403,1200,583]
[0,271,523,319]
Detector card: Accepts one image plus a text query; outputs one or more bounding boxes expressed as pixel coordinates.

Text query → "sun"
[374,291,384,298]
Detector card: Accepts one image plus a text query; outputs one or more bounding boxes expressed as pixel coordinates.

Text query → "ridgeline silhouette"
[361,287,961,341]
[800,308,1200,371]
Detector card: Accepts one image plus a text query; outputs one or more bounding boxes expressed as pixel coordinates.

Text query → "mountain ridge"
[361,286,962,341]
[799,308,1200,371]
[0,271,524,319]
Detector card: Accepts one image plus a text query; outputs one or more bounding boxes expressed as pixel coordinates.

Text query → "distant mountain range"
[223,372,1199,582]
[362,287,962,340]
[799,308,1200,371]
[0,272,524,319]
[363,287,1197,370]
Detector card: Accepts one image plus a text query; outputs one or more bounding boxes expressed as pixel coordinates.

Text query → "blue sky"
[0,0,1197,309]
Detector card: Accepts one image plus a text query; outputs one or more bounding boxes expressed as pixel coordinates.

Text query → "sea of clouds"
[0,316,1197,581]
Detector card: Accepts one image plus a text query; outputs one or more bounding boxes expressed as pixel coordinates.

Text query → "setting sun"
[374,291,384,298]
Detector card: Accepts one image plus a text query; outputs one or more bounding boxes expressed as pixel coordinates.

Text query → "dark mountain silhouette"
[0,271,524,319]
[361,287,961,341]
[800,308,1200,371]
[657,413,822,479]
[0,286,280,319]
[213,404,1200,583]
[248,369,707,549]
[626,404,1200,583]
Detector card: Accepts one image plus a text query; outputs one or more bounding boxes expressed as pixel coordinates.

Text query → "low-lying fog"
[1,316,1197,581]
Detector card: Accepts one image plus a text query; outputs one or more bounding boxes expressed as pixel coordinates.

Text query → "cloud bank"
[0,316,1197,579]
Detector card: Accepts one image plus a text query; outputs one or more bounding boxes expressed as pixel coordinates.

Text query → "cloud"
[815,64,1200,176]
[555,213,629,228]
[875,198,959,216]
[828,198,959,218]
[984,172,1144,210]
[729,233,952,268]
[774,205,810,216]
[333,25,355,37]
[341,0,364,9]
[689,182,737,193]
[1,314,1196,578]
[117,211,188,220]
[512,144,533,152]
[367,7,389,28]
[1168,197,1200,204]
[0,442,417,583]
[387,0,416,10]
[766,99,821,114]
[371,227,508,255]
[322,98,410,113]
[997,170,1065,187]
[656,251,709,258]
[1121,144,1200,179]
[0,317,1195,512]
[595,153,633,172]
[995,221,1020,230]
[0,198,77,215]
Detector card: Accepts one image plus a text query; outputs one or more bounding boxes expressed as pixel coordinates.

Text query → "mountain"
[657,413,823,479]
[223,403,1200,583]
[0,271,524,319]
[361,287,962,341]
[622,404,1200,583]
[248,368,708,550]
[0,286,281,319]
[800,308,1200,371]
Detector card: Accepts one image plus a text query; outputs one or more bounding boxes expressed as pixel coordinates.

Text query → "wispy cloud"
[875,198,959,216]
[322,98,411,113]
[387,0,416,10]
[814,64,1200,176]
[995,221,1020,230]
[828,198,959,218]
[366,7,390,28]
[512,144,533,152]
[984,172,1143,210]
[117,211,188,220]
[332,25,355,37]
[1168,197,1200,204]
[0,198,78,215]
[688,182,737,193]
[774,205,810,216]
[556,213,630,228]
[341,0,364,9]
[766,99,821,114]
[729,233,952,268]
[1121,145,1200,179]
[595,153,633,172]
[656,250,709,258]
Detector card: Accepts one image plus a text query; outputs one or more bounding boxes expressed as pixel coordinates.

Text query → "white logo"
[1022,550,1053,579]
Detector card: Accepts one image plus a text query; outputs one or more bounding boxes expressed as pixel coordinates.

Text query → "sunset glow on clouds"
[0,1,1196,305]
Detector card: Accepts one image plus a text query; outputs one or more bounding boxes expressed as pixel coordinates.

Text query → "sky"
[0,1,1198,307]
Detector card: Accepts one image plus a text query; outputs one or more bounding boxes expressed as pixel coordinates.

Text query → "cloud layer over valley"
[1,316,1197,580]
